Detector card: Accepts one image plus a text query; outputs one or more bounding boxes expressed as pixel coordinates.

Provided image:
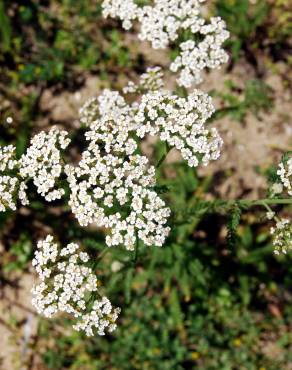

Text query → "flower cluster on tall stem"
[10,1,292,339]
[102,0,229,87]
[265,154,292,255]
[32,235,120,336]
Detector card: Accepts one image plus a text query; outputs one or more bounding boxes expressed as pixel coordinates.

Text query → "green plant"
[212,79,273,122]
[0,1,291,369]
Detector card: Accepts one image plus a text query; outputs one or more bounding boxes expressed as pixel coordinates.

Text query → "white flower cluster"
[82,90,137,156]
[71,76,222,248]
[102,0,229,87]
[65,146,170,250]
[267,155,292,255]
[0,144,17,172]
[102,0,205,47]
[170,17,230,87]
[102,0,139,31]
[32,235,120,336]
[1,67,222,251]
[0,145,28,211]
[80,70,222,169]
[73,296,120,336]
[0,174,18,212]
[123,66,164,94]
[19,127,71,202]
[135,89,222,167]
[277,156,292,196]
[270,219,292,255]
[0,145,18,211]
[0,127,70,211]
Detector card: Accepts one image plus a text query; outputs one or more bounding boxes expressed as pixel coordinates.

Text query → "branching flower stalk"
[0,0,290,337]
[177,190,292,255]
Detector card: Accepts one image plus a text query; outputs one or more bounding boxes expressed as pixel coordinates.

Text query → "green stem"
[261,201,282,223]
[132,237,139,264]
[261,202,274,213]
[230,198,292,208]
[156,143,172,168]
[177,197,291,216]
[97,247,111,261]
[91,248,111,271]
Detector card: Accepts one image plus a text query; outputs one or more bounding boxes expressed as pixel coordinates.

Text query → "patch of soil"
[0,271,39,370]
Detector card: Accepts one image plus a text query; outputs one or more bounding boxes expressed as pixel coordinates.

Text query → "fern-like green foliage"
[227,203,242,248]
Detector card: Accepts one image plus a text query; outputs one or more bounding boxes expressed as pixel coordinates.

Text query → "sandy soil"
[0,270,38,370]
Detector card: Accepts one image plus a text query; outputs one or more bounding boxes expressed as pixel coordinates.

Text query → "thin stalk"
[261,202,274,213]
[156,143,172,168]
[260,201,282,223]
[227,198,292,208]
[175,198,292,223]
[91,247,111,271]
[132,237,139,264]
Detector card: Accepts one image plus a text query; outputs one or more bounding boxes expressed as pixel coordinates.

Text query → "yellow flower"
[233,338,242,347]
[191,352,200,360]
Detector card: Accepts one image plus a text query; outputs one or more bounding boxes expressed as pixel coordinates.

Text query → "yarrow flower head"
[266,211,275,220]
[170,17,230,87]
[270,218,292,255]
[32,235,120,336]
[123,66,164,94]
[71,72,223,249]
[102,0,139,30]
[276,154,292,196]
[65,146,170,250]
[19,127,71,202]
[0,144,18,172]
[73,296,120,336]
[102,0,229,87]
[103,0,206,48]
[1,65,222,251]
[0,145,28,211]
[134,88,222,167]
[267,155,292,256]
[80,68,222,169]
[81,90,137,156]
